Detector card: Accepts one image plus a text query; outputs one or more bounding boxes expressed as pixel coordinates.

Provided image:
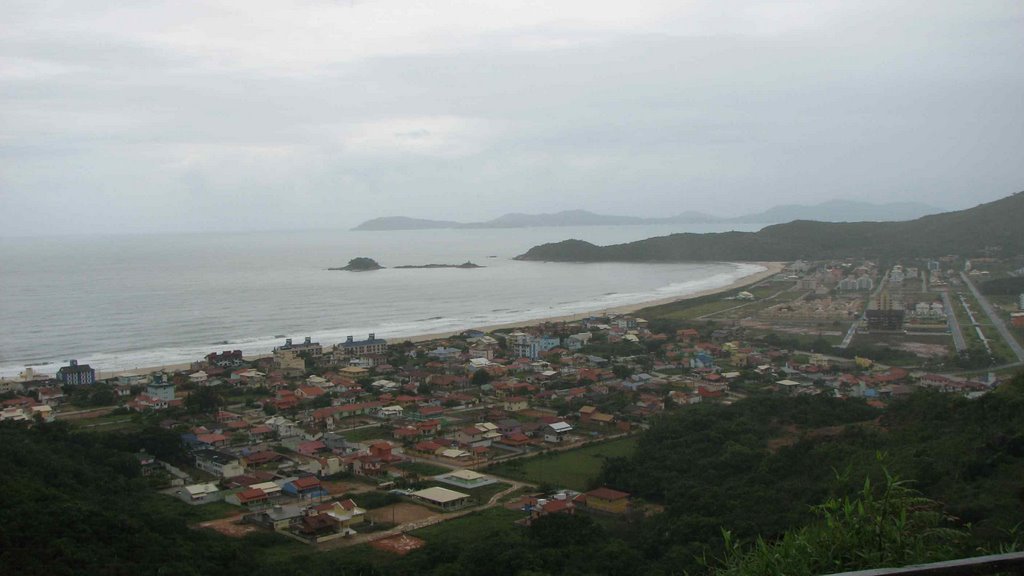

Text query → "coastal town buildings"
[56,359,95,385]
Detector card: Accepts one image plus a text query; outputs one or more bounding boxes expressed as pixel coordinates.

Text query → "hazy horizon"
[2,1,1023,237]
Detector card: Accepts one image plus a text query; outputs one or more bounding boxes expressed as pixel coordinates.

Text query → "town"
[3,254,1024,557]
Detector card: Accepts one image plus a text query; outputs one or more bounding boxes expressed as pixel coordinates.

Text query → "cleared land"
[369,503,435,525]
[486,436,638,491]
[409,507,526,545]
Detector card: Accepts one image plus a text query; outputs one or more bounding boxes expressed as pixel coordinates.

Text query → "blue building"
[57,359,95,385]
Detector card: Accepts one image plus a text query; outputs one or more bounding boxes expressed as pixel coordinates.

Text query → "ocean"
[0,223,765,377]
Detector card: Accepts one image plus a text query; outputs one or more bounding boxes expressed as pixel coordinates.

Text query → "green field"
[486,436,638,491]
[337,424,388,442]
[394,461,450,477]
[410,507,525,545]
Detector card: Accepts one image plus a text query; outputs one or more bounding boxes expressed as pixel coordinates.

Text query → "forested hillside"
[516,191,1024,262]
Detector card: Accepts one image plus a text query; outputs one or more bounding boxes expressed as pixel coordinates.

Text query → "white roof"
[411,486,471,504]
[250,481,281,492]
[184,483,219,496]
[548,421,573,433]
[448,469,485,481]
[441,448,470,458]
[777,379,802,387]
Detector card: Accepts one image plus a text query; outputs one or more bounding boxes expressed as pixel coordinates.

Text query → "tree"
[471,369,492,385]
[612,364,634,379]
[711,470,968,576]
[185,387,224,414]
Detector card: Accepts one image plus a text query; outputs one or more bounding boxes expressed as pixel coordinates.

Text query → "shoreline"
[403,261,785,343]
[68,261,786,379]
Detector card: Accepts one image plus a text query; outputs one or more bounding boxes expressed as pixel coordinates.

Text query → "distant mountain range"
[352,200,943,231]
[514,191,1024,262]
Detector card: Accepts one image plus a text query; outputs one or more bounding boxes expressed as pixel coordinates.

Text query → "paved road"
[839,316,861,349]
[941,291,967,353]
[960,272,1024,362]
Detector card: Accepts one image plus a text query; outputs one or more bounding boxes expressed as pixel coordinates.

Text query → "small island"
[328,257,384,271]
[393,261,483,269]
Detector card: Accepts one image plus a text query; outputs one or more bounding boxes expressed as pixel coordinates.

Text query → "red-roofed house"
[580,487,631,514]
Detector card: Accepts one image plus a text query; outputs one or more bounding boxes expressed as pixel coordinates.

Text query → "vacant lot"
[487,436,637,491]
[196,513,260,538]
[369,503,435,525]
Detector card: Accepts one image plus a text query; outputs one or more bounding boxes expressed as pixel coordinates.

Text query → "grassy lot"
[144,495,241,523]
[638,279,788,322]
[486,436,638,491]
[67,413,142,433]
[338,425,389,442]
[409,507,525,545]
[395,461,450,477]
[454,481,511,504]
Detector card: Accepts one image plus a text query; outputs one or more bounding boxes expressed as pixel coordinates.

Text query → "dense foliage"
[516,191,1024,262]
[714,473,969,576]
[981,276,1024,296]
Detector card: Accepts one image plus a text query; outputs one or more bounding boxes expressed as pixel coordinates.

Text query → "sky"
[1,0,1023,235]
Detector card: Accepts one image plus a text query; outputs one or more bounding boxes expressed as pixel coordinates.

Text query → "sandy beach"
[404,261,785,343]
[101,261,785,377]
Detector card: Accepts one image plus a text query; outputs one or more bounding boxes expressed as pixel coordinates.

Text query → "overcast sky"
[2,1,1023,235]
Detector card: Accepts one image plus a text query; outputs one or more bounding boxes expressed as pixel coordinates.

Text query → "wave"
[0,262,765,377]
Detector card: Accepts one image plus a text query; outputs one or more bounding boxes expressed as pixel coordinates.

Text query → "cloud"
[338,116,504,158]
[1,1,1023,235]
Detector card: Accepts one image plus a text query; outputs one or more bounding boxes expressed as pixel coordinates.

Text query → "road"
[839,316,861,349]
[960,272,1024,363]
[941,291,967,353]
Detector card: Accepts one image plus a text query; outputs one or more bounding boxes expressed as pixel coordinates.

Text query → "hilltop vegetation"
[516,191,1024,262]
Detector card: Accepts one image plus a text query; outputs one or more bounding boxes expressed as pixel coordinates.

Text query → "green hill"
[516,191,1024,262]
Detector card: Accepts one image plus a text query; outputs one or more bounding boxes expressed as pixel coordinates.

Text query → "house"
[565,333,592,351]
[413,440,445,456]
[308,498,366,528]
[226,488,270,509]
[56,359,95,385]
[274,337,323,358]
[456,423,500,447]
[295,386,326,401]
[206,350,244,368]
[436,469,496,490]
[428,347,462,360]
[282,476,328,500]
[375,405,404,419]
[274,349,307,375]
[195,433,229,448]
[543,421,573,443]
[180,482,221,502]
[578,405,597,422]
[503,396,529,412]
[410,487,472,511]
[335,334,388,358]
[35,386,65,406]
[250,504,305,531]
[296,440,328,456]
[144,374,176,401]
[579,487,630,514]
[194,449,245,478]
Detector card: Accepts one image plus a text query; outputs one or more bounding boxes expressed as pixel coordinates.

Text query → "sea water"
[0,224,765,376]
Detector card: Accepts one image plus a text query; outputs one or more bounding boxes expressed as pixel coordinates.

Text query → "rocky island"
[328,257,384,271]
[393,261,483,269]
